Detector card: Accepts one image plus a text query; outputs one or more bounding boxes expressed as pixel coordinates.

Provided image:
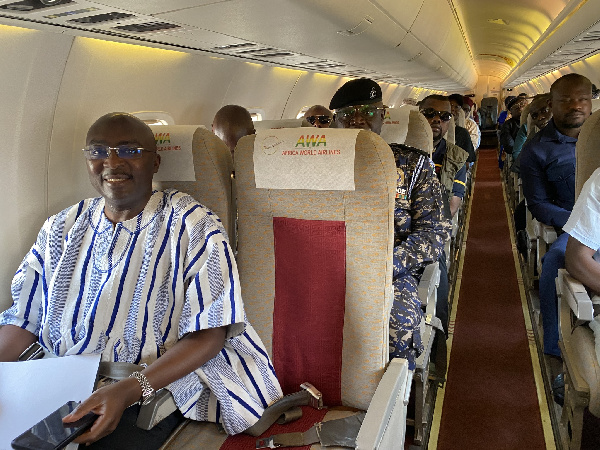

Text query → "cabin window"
[131,111,175,125]
[248,108,265,122]
[296,106,311,119]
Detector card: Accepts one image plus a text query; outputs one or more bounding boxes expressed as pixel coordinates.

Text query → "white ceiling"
[0,0,598,91]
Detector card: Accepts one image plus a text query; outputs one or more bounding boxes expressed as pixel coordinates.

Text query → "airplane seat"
[149,125,236,246]
[456,107,466,129]
[591,99,600,113]
[445,116,456,145]
[404,110,434,157]
[556,109,600,449]
[253,118,306,130]
[380,105,416,146]
[162,128,413,449]
[557,269,600,450]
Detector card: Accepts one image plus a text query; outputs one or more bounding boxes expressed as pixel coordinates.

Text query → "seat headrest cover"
[456,108,466,128]
[380,106,415,145]
[150,125,206,181]
[404,110,433,156]
[592,99,600,113]
[253,128,359,190]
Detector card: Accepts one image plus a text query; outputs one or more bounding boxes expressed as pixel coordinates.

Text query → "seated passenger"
[511,93,552,174]
[330,78,451,368]
[564,167,600,295]
[462,96,481,150]
[498,96,515,125]
[419,95,469,218]
[303,104,333,128]
[520,73,592,358]
[447,94,476,163]
[0,113,282,448]
[212,104,256,159]
[500,96,528,155]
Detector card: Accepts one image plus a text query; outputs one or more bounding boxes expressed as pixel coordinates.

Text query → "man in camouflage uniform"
[330,79,451,369]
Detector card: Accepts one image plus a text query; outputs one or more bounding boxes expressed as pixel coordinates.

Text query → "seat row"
[149,113,451,448]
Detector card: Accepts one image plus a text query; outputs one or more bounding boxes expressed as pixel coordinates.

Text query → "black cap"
[506,96,522,110]
[329,78,382,110]
[504,95,516,108]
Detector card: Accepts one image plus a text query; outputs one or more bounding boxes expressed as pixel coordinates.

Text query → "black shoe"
[516,230,528,260]
[552,373,565,406]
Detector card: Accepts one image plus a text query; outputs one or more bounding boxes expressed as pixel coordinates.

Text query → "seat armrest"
[356,358,411,450]
[540,223,557,245]
[558,269,593,322]
[418,262,440,309]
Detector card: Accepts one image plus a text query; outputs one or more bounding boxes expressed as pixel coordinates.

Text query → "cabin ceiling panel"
[0,0,476,90]
[454,0,568,79]
[368,0,424,31]
[87,0,232,15]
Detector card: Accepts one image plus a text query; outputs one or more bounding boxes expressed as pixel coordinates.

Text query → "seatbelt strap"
[245,382,324,437]
[256,412,366,449]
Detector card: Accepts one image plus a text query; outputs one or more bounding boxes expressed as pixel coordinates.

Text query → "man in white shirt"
[564,167,600,294]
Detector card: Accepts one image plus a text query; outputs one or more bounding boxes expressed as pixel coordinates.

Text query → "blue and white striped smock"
[0,189,282,435]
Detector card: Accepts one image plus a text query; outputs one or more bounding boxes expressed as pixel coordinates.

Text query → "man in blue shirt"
[520,73,592,358]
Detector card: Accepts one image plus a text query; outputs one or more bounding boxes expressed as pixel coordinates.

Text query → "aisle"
[430,148,553,449]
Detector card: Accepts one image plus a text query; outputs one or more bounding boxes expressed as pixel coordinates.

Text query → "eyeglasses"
[82,144,155,160]
[305,115,332,125]
[335,105,385,120]
[530,107,550,121]
[419,108,452,122]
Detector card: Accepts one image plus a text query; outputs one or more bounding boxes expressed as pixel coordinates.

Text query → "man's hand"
[63,378,142,445]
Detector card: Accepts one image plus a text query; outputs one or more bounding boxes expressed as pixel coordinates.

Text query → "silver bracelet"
[129,371,156,406]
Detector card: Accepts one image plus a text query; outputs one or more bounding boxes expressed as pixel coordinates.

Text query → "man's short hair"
[504,95,516,108]
[448,94,464,107]
[419,94,450,105]
[550,73,592,96]
[329,78,382,110]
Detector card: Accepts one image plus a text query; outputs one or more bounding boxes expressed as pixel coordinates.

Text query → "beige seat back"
[234,128,396,410]
[404,110,434,157]
[150,125,235,242]
[456,108,466,129]
[380,105,416,145]
[575,110,600,198]
[446,116,456,144]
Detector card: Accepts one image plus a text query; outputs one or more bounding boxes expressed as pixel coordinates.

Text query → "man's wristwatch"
[129,371,156,405]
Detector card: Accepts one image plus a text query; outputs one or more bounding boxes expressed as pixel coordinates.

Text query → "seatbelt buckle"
[300,382,324,409]
[256,436,279,449]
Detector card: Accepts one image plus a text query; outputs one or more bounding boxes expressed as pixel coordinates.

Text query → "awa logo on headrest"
[295,135,326,147]
[155,133,171,145]
[370,87,377,99]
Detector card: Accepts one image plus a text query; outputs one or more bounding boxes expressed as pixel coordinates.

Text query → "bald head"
[212,105,255,157]
[87,112,157,152]
[304,105,333,128]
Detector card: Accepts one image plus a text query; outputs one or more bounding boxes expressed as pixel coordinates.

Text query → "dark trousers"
[80,404,185,450]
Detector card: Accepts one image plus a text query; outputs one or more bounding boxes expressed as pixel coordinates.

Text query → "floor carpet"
[436,148,547,449]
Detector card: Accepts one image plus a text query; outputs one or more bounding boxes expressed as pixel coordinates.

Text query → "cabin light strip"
[504,0,590,85]
[501,180,556,449]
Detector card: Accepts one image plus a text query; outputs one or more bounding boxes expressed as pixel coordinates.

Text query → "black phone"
[11,401,98,450]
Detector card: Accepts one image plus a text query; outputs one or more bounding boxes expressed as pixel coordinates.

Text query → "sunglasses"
[335,105,385,120]
[305,115,332,125]
[82,144,155,160]
[530,107,550,121]
[420,108,453,122]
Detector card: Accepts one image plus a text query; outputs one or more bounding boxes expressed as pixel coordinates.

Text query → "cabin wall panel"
[0,26,73,312]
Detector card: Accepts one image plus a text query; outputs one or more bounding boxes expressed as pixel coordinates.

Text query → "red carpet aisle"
[433,149,550,449]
